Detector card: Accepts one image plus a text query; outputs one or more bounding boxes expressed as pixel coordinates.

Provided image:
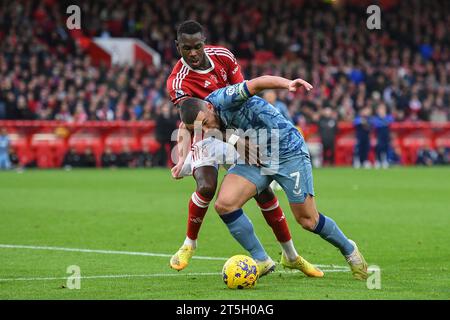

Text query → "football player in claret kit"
[166,21,322,278]
[179,76,369,280]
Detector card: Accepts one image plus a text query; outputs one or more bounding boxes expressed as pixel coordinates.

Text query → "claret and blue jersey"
[205,82,309,161]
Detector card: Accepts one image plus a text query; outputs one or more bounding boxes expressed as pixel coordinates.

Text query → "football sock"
[280,239,299,262]
[183,237,197,248]
[313,212,355,256]
[258,197,292,243]
[186,192,211,246]
[220,208,268,262]
[258,197,298,261]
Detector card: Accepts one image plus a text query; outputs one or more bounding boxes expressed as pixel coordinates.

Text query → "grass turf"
[0,167,449,299]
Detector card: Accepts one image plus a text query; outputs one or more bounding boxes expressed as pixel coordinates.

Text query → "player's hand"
[171,162,184,180]
[288,78,313,92]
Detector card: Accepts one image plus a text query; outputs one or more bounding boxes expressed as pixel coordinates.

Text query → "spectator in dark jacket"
[371,104,394,168]
[353,106,372,168]
[318,107,338,166]
[154,101,178,167]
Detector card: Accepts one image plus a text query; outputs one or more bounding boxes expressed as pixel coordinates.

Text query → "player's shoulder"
[167,60,189,79]
[204,45,237,62]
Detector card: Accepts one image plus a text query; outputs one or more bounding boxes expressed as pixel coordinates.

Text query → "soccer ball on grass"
[222,255,259,289]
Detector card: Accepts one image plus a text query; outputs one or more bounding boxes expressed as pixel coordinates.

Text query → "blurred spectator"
[388,145,402,166]
[435,147,449,165]
[0,128,11,169]
[101,146,119,168]
[118,146,136,168]
[353,106,372,168]
[416,148,437,166]
[9,147,19,168]
[318,107,338,166]
[154,101,178,167]
[80,148,97,168]
[371,104,394,168]
[135,145,154,168]
[62,148,82,168]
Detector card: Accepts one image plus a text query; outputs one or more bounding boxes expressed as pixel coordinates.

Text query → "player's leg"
[253,187,300,264]
[215,170,275,276]
[289,197,368,280]
[170,166,217,271]
[278,155,368,280]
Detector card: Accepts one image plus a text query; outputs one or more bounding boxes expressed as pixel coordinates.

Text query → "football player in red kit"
[166,21,320,278]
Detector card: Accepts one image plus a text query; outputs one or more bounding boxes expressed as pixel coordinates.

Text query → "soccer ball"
[222,255,259,289]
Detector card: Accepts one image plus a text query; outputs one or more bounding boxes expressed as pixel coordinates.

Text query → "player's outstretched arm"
[246,76,313,96]
[171,122,191,179]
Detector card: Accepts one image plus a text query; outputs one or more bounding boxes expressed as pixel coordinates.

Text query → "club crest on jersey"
[220,68,227,82]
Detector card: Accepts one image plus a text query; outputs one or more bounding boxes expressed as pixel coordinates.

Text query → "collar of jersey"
[180,52,215,74]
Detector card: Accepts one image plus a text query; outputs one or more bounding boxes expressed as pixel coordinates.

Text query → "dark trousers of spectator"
[155,141,176,167]
[322,141,335,166]
[357,138,370,164]
[376,142,389,164]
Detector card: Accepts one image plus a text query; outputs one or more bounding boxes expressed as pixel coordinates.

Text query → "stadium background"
[0,0,449,301]
[0,0,448,168]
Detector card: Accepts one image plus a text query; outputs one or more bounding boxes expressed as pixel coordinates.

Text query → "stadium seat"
[335,133,356,166]
[401,134,432,165]
[30,134,67,168]
[9,133,34,166]
[434,132,450,148]
[104,133,140,153]
[68,133,103,167]
[140,135,161,154]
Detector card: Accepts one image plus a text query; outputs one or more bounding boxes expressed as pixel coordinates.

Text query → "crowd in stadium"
[0,0,448,124]
[0,0,448,168]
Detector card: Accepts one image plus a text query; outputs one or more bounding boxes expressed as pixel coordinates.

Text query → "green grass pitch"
[0,167,449,300]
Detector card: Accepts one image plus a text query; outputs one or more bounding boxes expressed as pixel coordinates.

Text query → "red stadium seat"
[9,133,34,166]
[335,133,356,166]
[30,134,67,168]
[140,135,161,154]
[434,132,450,148]
[68,133,103,166]
[401,134,432,165]
[254,50,275,64]
[104,133,140,153]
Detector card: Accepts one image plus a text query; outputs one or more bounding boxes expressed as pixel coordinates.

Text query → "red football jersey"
[166,45,244,104]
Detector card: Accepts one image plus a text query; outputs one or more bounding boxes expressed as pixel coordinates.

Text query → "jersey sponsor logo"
[204,80,211,88]
[226,86,236,96]
[175,89,186,98]
[210,74,218,83]
[220,68,227,82]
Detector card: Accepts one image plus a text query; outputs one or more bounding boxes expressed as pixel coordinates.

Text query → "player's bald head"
[178,97,208,125]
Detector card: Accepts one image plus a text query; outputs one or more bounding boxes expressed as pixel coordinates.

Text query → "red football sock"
[186,192,211,240]
[258,197,292,243]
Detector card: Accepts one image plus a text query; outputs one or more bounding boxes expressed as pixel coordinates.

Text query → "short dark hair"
[178,97,207,125]
[177,20,204,39]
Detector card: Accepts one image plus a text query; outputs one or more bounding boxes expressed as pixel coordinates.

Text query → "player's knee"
[295,215,317,231]
[214,198,236,215]
[196,184,216,200]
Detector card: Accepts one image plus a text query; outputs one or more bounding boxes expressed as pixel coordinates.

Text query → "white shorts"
[179,137,240,177]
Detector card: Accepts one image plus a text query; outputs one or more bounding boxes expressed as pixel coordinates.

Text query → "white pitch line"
[0,244,349,269]
[0,244,224,261]
[0,269,349,282]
